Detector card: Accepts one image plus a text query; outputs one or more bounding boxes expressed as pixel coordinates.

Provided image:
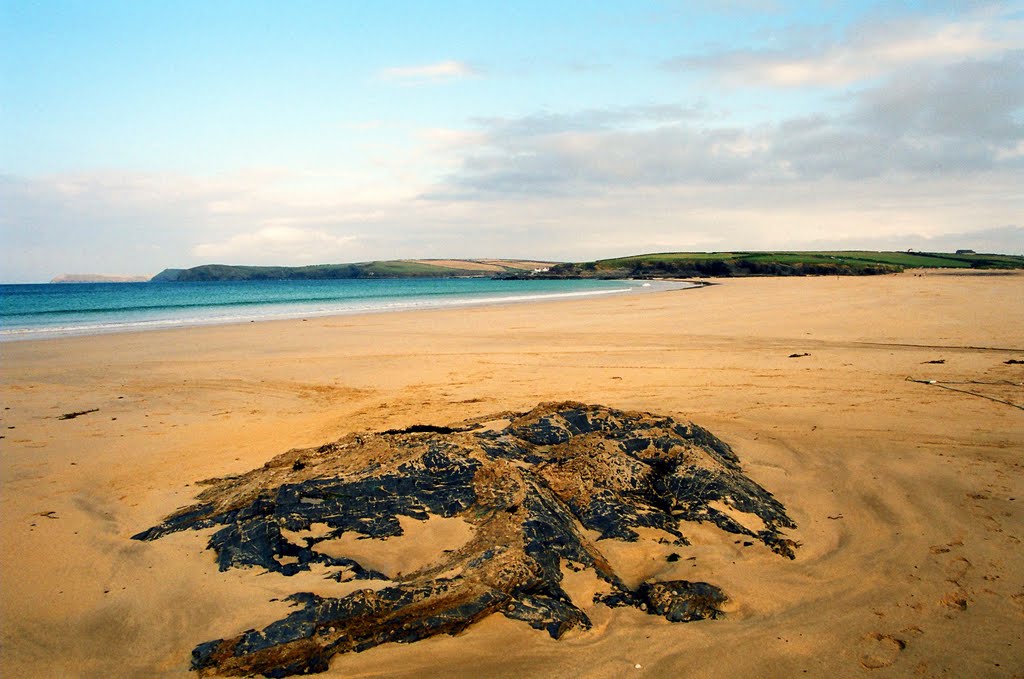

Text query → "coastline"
[2,270,1022,677]
[0,278,692,343]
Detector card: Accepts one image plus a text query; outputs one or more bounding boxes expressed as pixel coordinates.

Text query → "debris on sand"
[135,402,798,677]
[57,408,99,420]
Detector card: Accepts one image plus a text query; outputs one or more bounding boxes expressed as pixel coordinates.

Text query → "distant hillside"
[51,273,152,283]
[151,259,557,282]
[145,251,1024,283]
[529,251,1024,279]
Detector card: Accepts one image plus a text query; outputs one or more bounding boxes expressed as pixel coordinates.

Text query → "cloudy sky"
[1,1,1022,281]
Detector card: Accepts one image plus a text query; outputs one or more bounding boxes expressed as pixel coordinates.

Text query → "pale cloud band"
[667,9,1024,87]
[378,60,478,84]
[193,226,357,262]
[430,50,1024,197]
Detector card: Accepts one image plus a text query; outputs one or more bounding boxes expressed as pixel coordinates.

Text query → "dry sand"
[1,270,1022,677]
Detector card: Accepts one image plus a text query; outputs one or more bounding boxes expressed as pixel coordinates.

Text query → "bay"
[0,278,685,341]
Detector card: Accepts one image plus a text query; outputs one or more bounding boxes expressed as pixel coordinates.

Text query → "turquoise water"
[0,278,681,341]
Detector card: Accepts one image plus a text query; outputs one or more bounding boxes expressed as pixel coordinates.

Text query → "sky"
[1,1,1022,282]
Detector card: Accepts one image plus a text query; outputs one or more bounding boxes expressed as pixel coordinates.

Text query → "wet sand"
[2,270,1022,677]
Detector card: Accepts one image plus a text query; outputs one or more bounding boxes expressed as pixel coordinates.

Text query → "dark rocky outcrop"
[135,402,798,677]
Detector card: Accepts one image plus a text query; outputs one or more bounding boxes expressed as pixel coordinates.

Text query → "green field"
[548,250,1024,278]
[152,251,1024,282]
[152,260,522,282]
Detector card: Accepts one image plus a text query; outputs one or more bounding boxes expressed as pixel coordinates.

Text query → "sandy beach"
[2,270,1022,678]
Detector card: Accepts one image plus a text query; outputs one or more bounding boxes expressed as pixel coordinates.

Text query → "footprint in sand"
[944,556,972,585]
[858,632,906,670]
[939,591,968,611]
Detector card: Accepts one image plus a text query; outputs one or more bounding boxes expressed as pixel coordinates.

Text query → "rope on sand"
[905,377,1024,411]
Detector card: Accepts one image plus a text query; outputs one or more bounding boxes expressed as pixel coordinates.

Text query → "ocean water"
[0,278,686,341]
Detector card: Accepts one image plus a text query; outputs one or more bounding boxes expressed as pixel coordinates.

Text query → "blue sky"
[2,1,1022,281]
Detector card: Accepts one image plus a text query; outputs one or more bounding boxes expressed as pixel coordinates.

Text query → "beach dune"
[1,270,1022,677]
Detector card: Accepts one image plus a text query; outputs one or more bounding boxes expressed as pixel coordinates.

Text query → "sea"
[0,278,689,342]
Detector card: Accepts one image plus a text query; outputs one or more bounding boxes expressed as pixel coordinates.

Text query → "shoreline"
[2,270,1022,677]
[0,278,696,344]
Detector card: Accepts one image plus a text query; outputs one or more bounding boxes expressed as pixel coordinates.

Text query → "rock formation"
[135,402,797,677]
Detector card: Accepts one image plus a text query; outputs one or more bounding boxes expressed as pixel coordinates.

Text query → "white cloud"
[193,227,356,263]
[431,49,1023,198]
[0,171,400,280]
[669,11,1023,87]
[378,60,478,84]
[420,127,489,150]
[2,157,1021,283]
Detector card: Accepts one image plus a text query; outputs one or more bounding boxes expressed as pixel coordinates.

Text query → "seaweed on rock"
[134,402,798,677]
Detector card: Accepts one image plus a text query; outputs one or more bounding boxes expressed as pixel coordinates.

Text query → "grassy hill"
[152,259,555,282]
[544,251,1024,278]
[151,252,1023,282]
